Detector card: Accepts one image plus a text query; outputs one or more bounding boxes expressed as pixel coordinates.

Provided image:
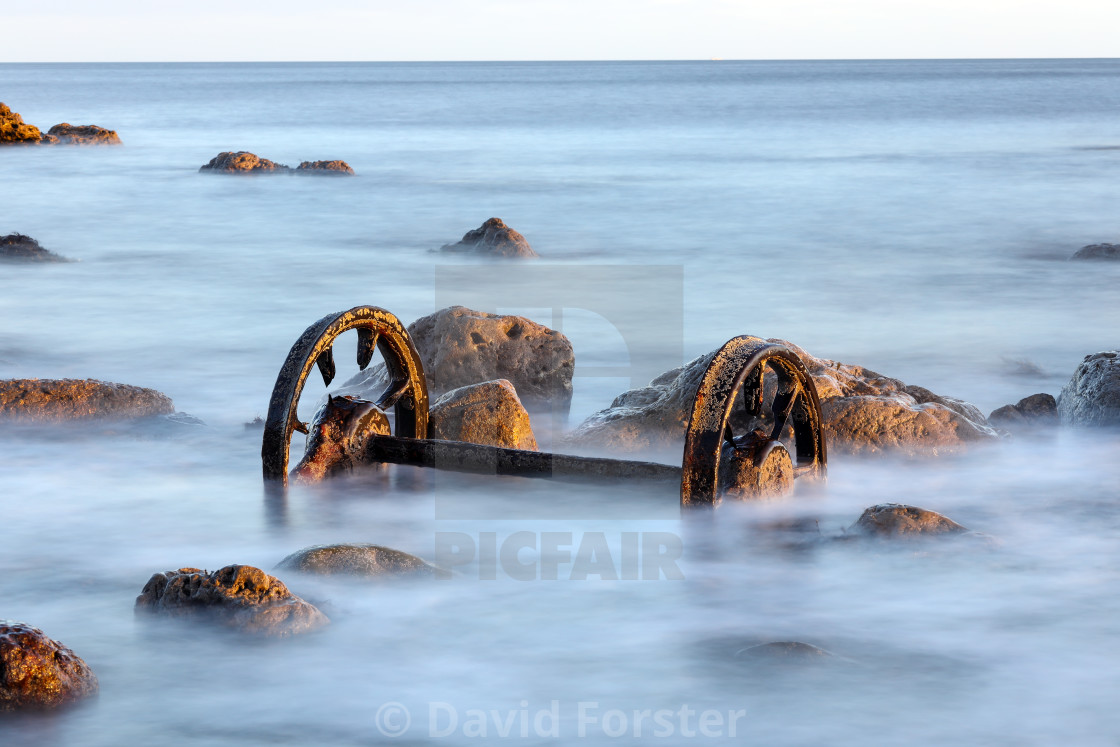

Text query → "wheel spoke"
[315,346,336,386]
[742,363,765,418]
[376,378,412,410]
[357,328,379,371]
[768,384,800,441]
[291,417,309,435]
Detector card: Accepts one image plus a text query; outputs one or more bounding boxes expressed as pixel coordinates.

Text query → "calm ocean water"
[2,60,1120,744]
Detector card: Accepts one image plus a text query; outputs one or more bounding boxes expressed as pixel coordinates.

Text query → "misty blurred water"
[1,60,1119,745]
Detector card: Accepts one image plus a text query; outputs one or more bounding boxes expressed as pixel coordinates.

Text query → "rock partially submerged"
[1058,351,1120,426]
[0,379,174,422]
[276,544,436,578]
[0,103,44,144]
[347,306,573,412]
[1071,243,1120,261]
[0,621,98,712]
[989,393,1058,431]
[734,641,834,661]
[199,151,291,173]
[848,504,969,538]
[45,123,121,145]
[566,339,997,456]
[0,233,70,262]
[440,218,538,258]
[291,395,389,483]
[295,160,354,175]
[135,565,328,637]
[431,379,538,450]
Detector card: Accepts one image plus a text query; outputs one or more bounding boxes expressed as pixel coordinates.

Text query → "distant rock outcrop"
[295,160,355,175]
[276,544,436,578]
[46,123,121,145]
[430,379,539,450]
[199,151,291,173]
[0,621,99,711]
[135,565,328,637]
[0,233,70,262]
[1071,243,1120,261]
[0,379,174,422]
[1058,351,1120,426]
[0,103,43,144]
[988,393,1058,431]
[440,218,538,258]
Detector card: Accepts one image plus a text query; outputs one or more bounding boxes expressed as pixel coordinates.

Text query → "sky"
[2,0,1119,62]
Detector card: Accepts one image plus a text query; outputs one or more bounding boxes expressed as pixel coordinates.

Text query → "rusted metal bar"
[364,435,681,485]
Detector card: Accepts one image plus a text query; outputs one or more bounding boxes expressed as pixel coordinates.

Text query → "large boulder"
[565,339,997,456]
[295,160,354,175]
[347,306,573,412]
[988,393,1058,431]
[0,379,174,422]
[0,103,43,144]
[440,218,538,258]
[431,379,538,450]
[135,565,328,637]
[45,123,121,145]
[1058,351,1120,426]
[847,504,968,538]
[1071,243,1120,261]
[0,621,98,712]
[276,544,436,578]
[0,233,70,262]
[199,151,290,173]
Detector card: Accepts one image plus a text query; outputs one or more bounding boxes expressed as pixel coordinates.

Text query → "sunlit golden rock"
[847,503,968,538]
[45,123,121,145]
[440,217,538,258]
[0,379,174,422]
[295,159,354,175]
[0,103,43,144]
[199,151,290,173]
[431,379,538,450]
[0,621,99,712]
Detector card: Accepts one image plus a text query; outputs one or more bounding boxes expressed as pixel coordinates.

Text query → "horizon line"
[2,56,1119,65]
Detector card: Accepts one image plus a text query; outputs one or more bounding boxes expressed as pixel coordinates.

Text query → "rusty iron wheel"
[261,306,429,484]
[680,337,826,507]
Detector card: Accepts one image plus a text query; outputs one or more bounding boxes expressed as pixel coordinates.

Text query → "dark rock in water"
[0,233,70,263]
[244,416,265,430]
[734,641,833,661]
[135,565,329,637]
[199,151,291,173]
[276,544,436,578]
[346,306,573,412]
[0,103,43,144]
[848,504,968,538]
[989,393,1058,430]
[1058,351,1120,426]
[46,123,121,145]
[295,160,354,175]
[0,379,174,422]
[431,379,539,450]
[1071,243,1120,261]
[0,621,99,712]
[440,217,538,258]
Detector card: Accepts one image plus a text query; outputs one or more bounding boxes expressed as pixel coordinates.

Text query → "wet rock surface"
[0,103,43,144]
[566,338,997,456]
[989,393,1058,430]
[135,565,329,637]
[199,151,291,173]
[847,504,969,538]
[291,395,389,483]
[0,379,174,422]
[440,217,538,258]
[295,160,354,175]
[431,379,539,450]
[1071,242,1120,260]
[1059,351,1120,426]
[348,306,573,411]
[276,544,436,578]
[0,234,70,263]
[0,621,99,712]
[45,123,121,145]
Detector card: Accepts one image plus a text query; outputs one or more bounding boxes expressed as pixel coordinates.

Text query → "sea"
[1,59,1119,745]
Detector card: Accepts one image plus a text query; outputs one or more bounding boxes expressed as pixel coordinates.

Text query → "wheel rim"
[261,306,429,483]
[680,336,826,507]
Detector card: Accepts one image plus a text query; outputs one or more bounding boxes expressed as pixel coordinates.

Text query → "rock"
[0,233,70,262]
[0,103,43,144]
[295,160,354,175]
[0,379,174,422]
[0,621,98,712]
[291,395,390,483]
[440,217,538,258]
[276,544,436,578]
[734,641,833,661]
[347,306,573,412]
[988,393,1058,430]
[565,339,997,456]
[1058,351,1120,426]
[1071,243,1120,261]
[135,565,328,637]
[199,151,290,173]
[45,123,121,145]
[847,503,968,538]
[431,379,538,450]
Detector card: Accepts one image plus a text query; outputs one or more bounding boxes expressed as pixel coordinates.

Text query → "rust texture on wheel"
[680,336,826,507]
[262,306,429,483]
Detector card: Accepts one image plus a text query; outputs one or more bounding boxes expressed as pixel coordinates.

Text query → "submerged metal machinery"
[262,306,826,507]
